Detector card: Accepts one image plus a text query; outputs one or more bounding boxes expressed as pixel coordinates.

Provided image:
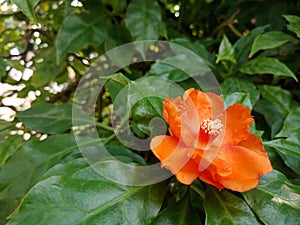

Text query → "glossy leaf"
[223,92,252,110]
[276,107,300,137]
[259,85,298,117]
[0,135,23,168]
[204,186,260,225]
[105,73,130,101]
[254,99,283,138]
[31,48,65,87]
[0,58,6,79]
[233,25,268,61]
[55,10,108,63]
[170,38,216,69]
[243,170,300,225]
[239,57,298,81]
[18,103,92,134]
[264,137,300,174]
[216,35,236,64]
[146,62,189,82]
[221,77,260,106]
[250,31,298,57]
[12,0,39,23]
[0,134,77,201]
[7,159,167,225]
[152,191,202,225]
[125,0,162,40]
[283,15,300,38]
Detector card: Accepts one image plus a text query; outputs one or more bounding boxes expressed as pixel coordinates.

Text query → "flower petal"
[215,143,272,192]
[150,135,199,185]
[222,104,254,145]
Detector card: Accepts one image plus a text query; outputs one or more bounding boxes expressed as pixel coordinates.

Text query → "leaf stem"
[191,184,205,198]
[95,122,114,132]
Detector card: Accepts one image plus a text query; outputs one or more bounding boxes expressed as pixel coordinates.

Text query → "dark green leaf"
[216,35,236,64]
[250,31,298,57]
[146,59,190,82]
[125,0,162,40]
[254,99,283,138]
[0,58,6,79]
[170,38,216,69]
[101,0,127,13]
[152,190,202,225]
[223,92,252,110]
[55,10,108,63]
[18,103,92,134]
[12,0,39,23]
[0,135,77,200]
[105,145,147,165]
[259,85,298,117]
[204,186,260,225]
[7,159,167,225]
[131,96,163,135]
[0,135,23,168]
[105,73,130,101]
[31,47,65,87]
[276,107,300,137]
[264,137,300,174]
[233,25,268,61]
[283,15,300,38]
[243,170,300,225]
[221,77,260,106]
[239,57,298,81]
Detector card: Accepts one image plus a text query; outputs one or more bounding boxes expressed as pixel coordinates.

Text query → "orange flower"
[150,88,272,192]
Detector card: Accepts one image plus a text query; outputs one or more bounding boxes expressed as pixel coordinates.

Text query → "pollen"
[200,118,223,136]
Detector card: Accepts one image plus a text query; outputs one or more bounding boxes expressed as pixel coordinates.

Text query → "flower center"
[200,118,223,136]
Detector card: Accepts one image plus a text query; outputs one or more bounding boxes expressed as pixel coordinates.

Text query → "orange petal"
[222,104,254,145]
[206,92,225,118]
[184,88,212,122]
[163,96,198,147]
[150,135,199,185]
[163,98,183,139]
[215,144,272,192]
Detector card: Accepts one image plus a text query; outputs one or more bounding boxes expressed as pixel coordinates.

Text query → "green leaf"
[170,38,216,69]
[125,0,162,40]
[17,103,92,134]
[221,78,260,106]
[105,145,147,165]
[101,0,127,13]
[0,135,23,168]
[216,35,236,64]
[105,73,130,101]
[152,190,202,225]
[31,47,65,87]
[0,134,77,200]
[249,31,298,57]
[239,57,298,81]
[254,99,283,138]
[131,96,163,135]
[204,186,260,225]
[0,58,6,79]
[259,85,298,117]
[55,10,108,63]
[7,159,167,225]
[264,137,300,174]
[12,0,39,23]
[243,170,300,225]
[276,107,300,137]
[223,92,253,110]
[283,15,300,38]
[146,61,189,82]
[233,25,268,61]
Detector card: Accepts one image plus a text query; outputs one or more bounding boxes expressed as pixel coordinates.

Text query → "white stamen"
[200,118,223,135]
